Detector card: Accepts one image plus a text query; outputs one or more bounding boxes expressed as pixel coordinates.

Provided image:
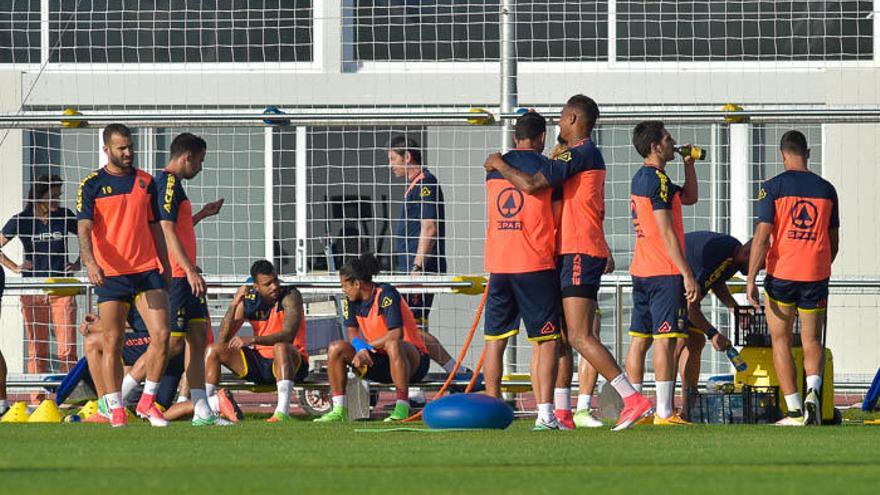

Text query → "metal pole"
[615,284,624,364]
[295,126,308,275]
[729,123,752,242]
[264,127,275,263]
[500,0,518,389]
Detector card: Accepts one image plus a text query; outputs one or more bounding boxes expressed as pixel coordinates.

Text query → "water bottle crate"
[688,385,781,424]
[733,305,801,347]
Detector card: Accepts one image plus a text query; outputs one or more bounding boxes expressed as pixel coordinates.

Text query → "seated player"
[314,253,431,423]
[78,306,187,424]
[206,260,308,423]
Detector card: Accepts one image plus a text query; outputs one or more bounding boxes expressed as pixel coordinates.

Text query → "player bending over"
[314,253,430,423]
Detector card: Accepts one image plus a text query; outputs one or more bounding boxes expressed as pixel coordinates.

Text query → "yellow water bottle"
[675,145,706,161]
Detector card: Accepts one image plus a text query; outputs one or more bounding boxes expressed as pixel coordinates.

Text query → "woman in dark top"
[0,175,80,382]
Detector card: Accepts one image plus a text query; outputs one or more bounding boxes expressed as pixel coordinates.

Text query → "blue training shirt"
[685,231,743,297]
[2,207,78,278]
[394,168,446,274]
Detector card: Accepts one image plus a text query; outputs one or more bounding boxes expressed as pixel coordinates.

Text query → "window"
[0,0,40,64]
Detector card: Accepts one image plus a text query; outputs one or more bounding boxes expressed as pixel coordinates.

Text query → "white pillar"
[264,127,275,263]
[729,123,752,242]
[295,126,308,276]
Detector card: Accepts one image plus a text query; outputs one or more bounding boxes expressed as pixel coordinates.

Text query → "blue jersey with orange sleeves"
[154,170,197,278]
[756,170,839,282]
[343,283,429,356]
[242,286,308,360]
[76,167,160,276]
[629,165,685,277]
[485,149,559,274]
[543,139,609,258]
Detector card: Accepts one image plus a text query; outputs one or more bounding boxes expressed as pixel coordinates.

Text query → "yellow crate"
[735,346,834,422]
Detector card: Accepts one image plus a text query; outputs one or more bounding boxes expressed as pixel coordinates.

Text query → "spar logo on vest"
[788,200,818,241]
[496,187,524,231]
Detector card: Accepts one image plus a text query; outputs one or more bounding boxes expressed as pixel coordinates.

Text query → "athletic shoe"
[192,414,234,426]
[384,402,411,422]
[775,413,806,426]
[266,412,292,423]
[217,389,244,423]
[653,413,691,426]
[84,411,110,424]
[533,416,561,431]
[555,409,575,430]
[110,407,127,428]
[804,389,820,426]
[612,394,654,432]
[313,406,348,423]
[574,409,604,428]
[136,402,169,427]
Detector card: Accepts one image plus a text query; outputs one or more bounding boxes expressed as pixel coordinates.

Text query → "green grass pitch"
[1,418,879,494]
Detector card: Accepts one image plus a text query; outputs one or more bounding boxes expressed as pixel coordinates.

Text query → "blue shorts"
[364,352,430,384]
[239,347,309,385]
[629,275,688,339]
[558,253,606,299]
[405,293,434,327]
[484,270,561,342]
[122,330,151,366]
[168,277,209,335]
[96,269,164,304]
[764,275,829,311]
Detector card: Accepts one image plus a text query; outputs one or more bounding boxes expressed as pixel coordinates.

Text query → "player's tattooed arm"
[219,285,247,344]
[253,289,303,346]
[483,152,549,195]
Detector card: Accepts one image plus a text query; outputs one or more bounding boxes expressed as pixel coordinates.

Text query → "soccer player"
[484,98,653,431]
[626,121,700,425]
[480,111,569,430]
[77,123,174,427]
[746,130,839,426]
[154,132,226,425]
[314,253,431,423]
[1,174,80,385]
[206,260,308,423]
[388,135,468,384]
[77,308,188,423]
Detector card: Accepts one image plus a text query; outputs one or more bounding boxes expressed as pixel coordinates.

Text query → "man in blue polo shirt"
[388,135,474,385]
[0,174,80,382]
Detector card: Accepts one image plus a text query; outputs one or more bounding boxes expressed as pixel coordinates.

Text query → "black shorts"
[484,270,561,342]
[363,352,430,384]
[405,293,435,327]
[765,275,829,311]
[558,253,606,300]
[168,277,209,335]
[96,269,164,304]
[629,275,688,339]
[238,347,309,385]
[122,330,151,366]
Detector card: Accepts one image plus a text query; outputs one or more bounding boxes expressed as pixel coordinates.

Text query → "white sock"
[205,383,217,397]
[442,359,457,373]
[208,395,220,413]
[610,373,637,399]
[332,395,347,408]
[806,374,822,393]
[655,381,674,419]
[576,394,592,412]
[104,392,123,410]
[121,374,139,401]
[554,388,571,411]
[409,388,426,402]
[785,393,803,413]
[0,399,9,413]
[143,380,160,396]
[275,380,292,415]
[176,395,189,404]
[191,389,212,420]
[537,403,554,422]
